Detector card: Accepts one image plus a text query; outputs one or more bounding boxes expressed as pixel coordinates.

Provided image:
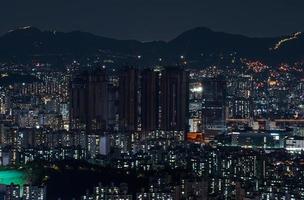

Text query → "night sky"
[1,0,304,41]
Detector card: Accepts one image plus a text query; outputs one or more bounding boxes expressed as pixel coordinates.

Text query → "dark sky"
[1,0,304,41]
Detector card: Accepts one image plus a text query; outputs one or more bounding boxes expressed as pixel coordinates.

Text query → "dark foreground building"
[119,67,189,133]
[69,69,108,132]
[159,67,189,131]
[201,76,226,134]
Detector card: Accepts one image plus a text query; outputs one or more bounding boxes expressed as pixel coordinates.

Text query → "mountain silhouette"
[0,26,303,64]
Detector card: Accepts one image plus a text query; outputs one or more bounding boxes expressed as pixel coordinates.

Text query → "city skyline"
[1,1,304,199]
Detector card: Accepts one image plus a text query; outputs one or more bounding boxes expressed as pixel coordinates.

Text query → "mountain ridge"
[0,26,303,64]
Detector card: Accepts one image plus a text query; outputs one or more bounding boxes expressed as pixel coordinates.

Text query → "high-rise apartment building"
[119,67,189,133]
[201,76,226,134]
[159,68,189,131]
[69,70,108,133]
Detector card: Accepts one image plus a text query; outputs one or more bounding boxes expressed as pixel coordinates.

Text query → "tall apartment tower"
[118,67,189,133]
[201,76,226,134]
[159,67,189,131]
[119,68,141,131]
[141,69,159,131]
[69,69,108,133]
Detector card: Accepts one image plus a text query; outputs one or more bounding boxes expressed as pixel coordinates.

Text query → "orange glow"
[187,132,203,142]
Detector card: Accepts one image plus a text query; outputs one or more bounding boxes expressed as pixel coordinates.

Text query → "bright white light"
[228,132,240,135]
[190,86,203,93]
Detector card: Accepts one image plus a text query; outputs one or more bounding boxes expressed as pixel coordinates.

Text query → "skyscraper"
[189,81,203,132]
[160,67,189,131]
[202,76,226,134]
[119,67,140,132]
[141,69,159,131]
[118,67,189,133]
[69,69,108,133]
[227,74,253,119]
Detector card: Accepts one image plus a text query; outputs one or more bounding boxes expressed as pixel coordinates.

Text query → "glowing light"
[1,73,8,78]
[190,86,203,93]
[0,170,27,186]
[21,26,32,30]
[272,32,302,50]
[228,132,240,135]
[268,80,277,86]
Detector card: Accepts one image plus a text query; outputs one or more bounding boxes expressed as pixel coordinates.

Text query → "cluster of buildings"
[0,61,303,199]
[77,142,304,199]
[0,184,46,200]
[81,180,209,200]
[70,67,189,134]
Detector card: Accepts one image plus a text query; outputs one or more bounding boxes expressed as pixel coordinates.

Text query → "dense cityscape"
[1,0,304,198]
[0,37,303,199]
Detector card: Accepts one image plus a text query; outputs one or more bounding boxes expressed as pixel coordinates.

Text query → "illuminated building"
[285,136,304,152]
[87,134,111,158]
[4,184,20,200]
[81,184,132,200]
[227,74,253,119]
[189,81,203,132]
[0,90,9,115]
[23,185,46,200]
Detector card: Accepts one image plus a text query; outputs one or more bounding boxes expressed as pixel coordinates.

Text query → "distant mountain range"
[0,26,303,64]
